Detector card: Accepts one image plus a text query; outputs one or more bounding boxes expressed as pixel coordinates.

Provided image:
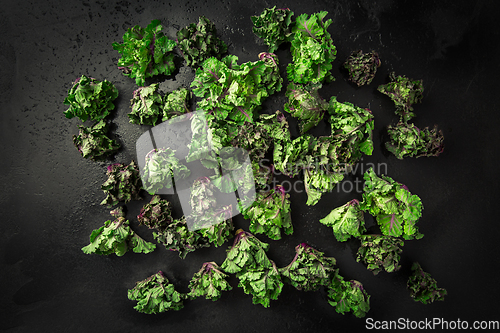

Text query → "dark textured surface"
[1,0,499,332]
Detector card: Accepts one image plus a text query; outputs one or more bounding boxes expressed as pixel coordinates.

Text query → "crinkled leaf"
[221,229,272,274]
[153,216,210,259]
[328,96,374,157]
[326,276,370,318]
[237,261,283,307]
[163,87,192,121]
[187,262,232,301]
[319,199,366,241]
[407,262,447,304]
[251,6,294,53]
[377,72,423,122]
[356,234,403,275]
[287,11,337,84]
[360,167,424,240]
[112,20,177,86]
[128,271,185,314]
[100,161,142,207]
[82,216,155,256]
[240,185,292,240]
[188,177,234,247]
[72,120,120,160]
[343,50,381,86]
[142,147,191,195]
[284,82,328,134]
[191,53,282,124]
[137,195,174,231]
[63,75,118,122]
[386,122,444,159]
[128,83,164,126]
[176,16,227,68]
[279,243,337,292]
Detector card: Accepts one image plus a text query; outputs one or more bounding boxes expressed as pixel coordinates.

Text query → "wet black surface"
[1,0,499,332]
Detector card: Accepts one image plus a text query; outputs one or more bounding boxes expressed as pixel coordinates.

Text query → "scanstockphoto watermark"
[258,159,388,194]
[365,317,500,330]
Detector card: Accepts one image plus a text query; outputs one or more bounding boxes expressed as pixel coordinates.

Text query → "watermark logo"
[136,111,256,231]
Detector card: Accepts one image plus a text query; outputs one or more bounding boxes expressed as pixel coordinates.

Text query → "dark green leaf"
[100,161,142,207]
[360,167,424,240]
[176,16,227,68]
[356,234,403,275]
[187,262,232,301]
[319,199,366,241]
[237,261,283,307]
[343,50,381,86]
[407,262,447,304]
[279,243,337,292]
[72,120,120,160]
[386,122,444,159]
[287,12,337,84]
[112,20,177,86]
[82,216,155,256]
[326,275,370,318]
[251,6,294,53]
[377,72,423,123]
[128,271,185,314]
[63,75,118,122]
[221,229,273,274]
[240,185,292,240]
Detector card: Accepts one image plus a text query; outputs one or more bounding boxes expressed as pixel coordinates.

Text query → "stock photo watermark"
[259,158,388,195]
[365,317,500,330]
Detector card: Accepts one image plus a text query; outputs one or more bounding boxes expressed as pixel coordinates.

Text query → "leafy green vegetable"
[377,72,423,123]
[229,121,272,162]
[176,16,227,68]
[141,147,191,195]
[258,110,291,142]
[100,161,142,207]
[191,53,282,124]
[163,87,192,121]
[110,206,125,218]
[188,177,234,247]
[279,243,337,292]
[82,216,156,256]
[221,229,273,274]
[240,185,292,240]
[273,134,317,178]
[112,20,177,86]
[287,11,337,84]
[237,260,284,308]
[343,50,381,86]
[251,6,294,53]
[63,75,118,122]
[319,199,366,242]
[221,229,283,307]
[137,195,173,231]
[326,276,370,318]
[386,122,445,159]
[187,262,232,301]
[153,216,210,259]
[128,271,185,314]
[303,166,344,206]
[72,120,120,160]
[128,83,164,126]
[274,98,373,205]
[407,262,447,304]
[360,167,424,240]
[284,82,328,134]
[328,96,374,157]
[356,234,403,275]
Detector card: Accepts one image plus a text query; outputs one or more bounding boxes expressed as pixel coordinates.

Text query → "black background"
[1,0,499,332]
